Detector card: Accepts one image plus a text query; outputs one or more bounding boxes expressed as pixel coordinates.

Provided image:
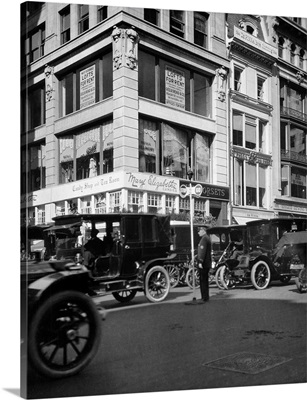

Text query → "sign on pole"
[179,184,188,198]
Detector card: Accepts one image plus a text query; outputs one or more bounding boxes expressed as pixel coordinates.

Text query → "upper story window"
[24,24,45,66]
[138,49,212,118]
[194,12,208,48]
[97,6,108,22]
[170,10,185,38]
[21,84,46,131]
[60,6,70,44]
[238,18,258,37]
[290,43,296,64]
[257,75,266,101]
[299,49,305,69]
[234,66,243,92]
[233,112,268,153]
[78,4,89,34]
[59,52,112,117]
[21,143,46,194]
[144,8,159,26]
[278,36,285,58]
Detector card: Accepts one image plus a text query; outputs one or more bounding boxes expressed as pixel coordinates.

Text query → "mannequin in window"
[89,157,97,177]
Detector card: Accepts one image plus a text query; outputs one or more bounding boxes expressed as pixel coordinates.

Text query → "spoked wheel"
[220,265,235,290]
[251,260,271,290]
[215,266,225,290]
[145,266,170,302]
[164,264,180,288]
[29,290,102,379]
[113,289,137,303]
[208,269,216,284]
[185,267,200,289]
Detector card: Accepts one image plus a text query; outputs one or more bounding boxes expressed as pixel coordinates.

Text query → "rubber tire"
[145,266,170,302]
[220,265,233,290]
[185,267,200,289]
[29,290,102,379]
[112,289,137,303]
[164,264,180,288]
[215,266,225,290]
[251,260,271,290]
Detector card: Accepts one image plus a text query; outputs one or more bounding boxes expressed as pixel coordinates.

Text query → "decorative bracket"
[112,25,139,70]
[44,65,54,102]
[216,66,228,102]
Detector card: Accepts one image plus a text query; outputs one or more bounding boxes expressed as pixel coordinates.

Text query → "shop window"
[80,196,92,214]
[97,6,108,22]
[170,10,185,38]
[59,121,113,184]
[163,124,188,178]
[179,198,190,212]
[194,133,210,182]
[60,53,112,116]
[56,202,66,216]
[165,195,176,214]
[110,191,122,212]
[128,191,143,213]
[194,12,208,48]
[138,50,212,117]
[148,194,162,213]
[60,6,70,44]
[23,24,45,66]
[144,8,159,26]
[37,208,45,224]
[95,193,106,214]
[139,119,158,173]
[78,4,89,34]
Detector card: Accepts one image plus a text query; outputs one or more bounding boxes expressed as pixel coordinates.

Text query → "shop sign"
[179,184,188,198]
[165,65,185,110]
[80,65,96,109]
[231,147,272,166]
[125,172,179,194]
[234,26,278,58]
[180,181,229,201]
[275,202,307,214]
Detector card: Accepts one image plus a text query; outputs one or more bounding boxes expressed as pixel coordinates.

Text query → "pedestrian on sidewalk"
[197,225,212,303]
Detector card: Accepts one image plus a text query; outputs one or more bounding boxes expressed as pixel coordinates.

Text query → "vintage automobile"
[219,217,307,290]
[207,224,246,288]
[164,222,202,288]
[22,213,172,379]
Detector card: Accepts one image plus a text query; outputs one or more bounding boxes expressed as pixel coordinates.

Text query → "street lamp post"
[187,168,197,303]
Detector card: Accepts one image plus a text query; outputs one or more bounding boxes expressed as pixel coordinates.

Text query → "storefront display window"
[110,191,121,212]
[195,133,210,182]
[291,167,306,199]
[128,191,143,213]
[95,193,106,214]
[139,119,158,173]
[163,124,188,178]
[165,195,176,213]
[59,121,113,184]
[148,194,162,213]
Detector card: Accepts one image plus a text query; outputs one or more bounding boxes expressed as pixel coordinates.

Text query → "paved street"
[26,280,306,399]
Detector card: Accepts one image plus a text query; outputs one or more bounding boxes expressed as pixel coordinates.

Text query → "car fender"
[250,254,273,271]
[137,253,177,278]
[28,269,90,314]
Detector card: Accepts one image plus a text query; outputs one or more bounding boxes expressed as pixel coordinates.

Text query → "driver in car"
[83,228,106,269]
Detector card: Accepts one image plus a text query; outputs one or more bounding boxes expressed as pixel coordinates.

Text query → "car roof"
[276,231,307,247]
[246,217,307,226]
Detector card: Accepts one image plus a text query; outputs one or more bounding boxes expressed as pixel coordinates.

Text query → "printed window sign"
[165,65,185,109]
[80,65,96,109]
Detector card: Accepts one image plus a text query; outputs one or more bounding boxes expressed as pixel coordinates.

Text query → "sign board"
[165,65,185,110]
[80,65,96,109]
[194,184,203,197]
[179,184,188,198]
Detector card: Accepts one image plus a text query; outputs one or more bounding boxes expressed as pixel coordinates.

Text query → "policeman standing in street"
[197,225,212,303]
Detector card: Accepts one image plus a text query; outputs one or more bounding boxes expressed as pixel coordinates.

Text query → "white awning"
[233,216,258,225]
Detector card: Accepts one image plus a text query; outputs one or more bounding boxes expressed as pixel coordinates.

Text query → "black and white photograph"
[2,1,307,399]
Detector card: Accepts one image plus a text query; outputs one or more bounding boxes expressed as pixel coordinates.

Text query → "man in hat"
[83,228,106,269]
[197,225,212,303]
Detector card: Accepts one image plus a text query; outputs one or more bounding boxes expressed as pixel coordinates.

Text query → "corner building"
[21,3,231,226]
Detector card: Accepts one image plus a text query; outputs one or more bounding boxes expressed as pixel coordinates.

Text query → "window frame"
[60,6,70,45]
[194,12,208,48]
[170,10,185,38]
[78,4,89,34]
[144,8,160,26]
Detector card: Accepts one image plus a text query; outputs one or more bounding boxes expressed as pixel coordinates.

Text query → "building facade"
[20,3,307,228]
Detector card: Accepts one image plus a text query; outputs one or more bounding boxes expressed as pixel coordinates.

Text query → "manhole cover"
[203,352,291,374]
